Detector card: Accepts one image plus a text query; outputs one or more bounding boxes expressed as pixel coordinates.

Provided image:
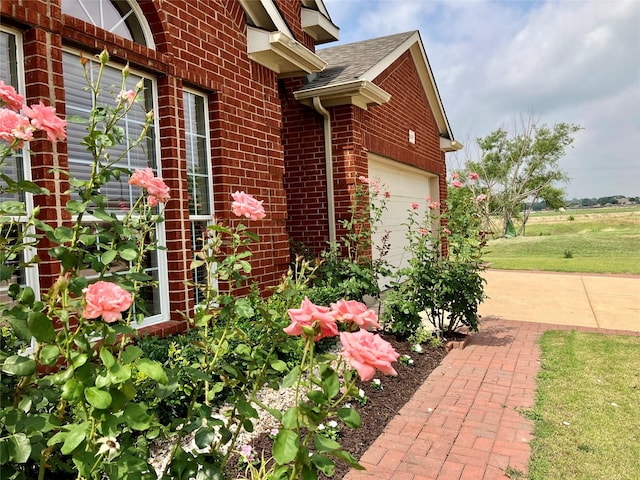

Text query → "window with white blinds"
[63,50,168,324]
[184,90,214,305]
[0,27,39,310]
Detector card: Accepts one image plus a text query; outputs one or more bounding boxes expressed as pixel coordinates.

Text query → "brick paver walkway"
[344,318,640,480]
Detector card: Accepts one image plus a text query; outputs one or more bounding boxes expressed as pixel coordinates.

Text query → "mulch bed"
[226,335,448,479]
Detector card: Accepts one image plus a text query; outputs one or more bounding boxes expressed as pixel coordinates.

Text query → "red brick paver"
[344,318,640,480]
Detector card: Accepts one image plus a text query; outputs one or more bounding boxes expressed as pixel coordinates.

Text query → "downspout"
[312,96,336,244]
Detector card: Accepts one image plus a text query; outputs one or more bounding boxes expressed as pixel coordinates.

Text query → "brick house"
[0,1,459,335]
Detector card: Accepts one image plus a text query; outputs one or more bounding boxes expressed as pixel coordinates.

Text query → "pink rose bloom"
[0,109,33,146]
[428,201,440,210]
[411,202,419,210]
[358,175,370,184]
[340,330,399,381]
[451,172,459,179]
[419,228,428,235]
[384,191,391,198]
[22,101,66,142]
[452,179,464,188]
[425,196,431,202]
[330,299,381,330]
[0,81,24,112]
[469,172,479,181]
[117,89,137,105]
[284,297,339,341]
[83,281,133,323]
[476,194,486,202]
[129,168,170,204]
[443,227,451,235]
[231,191,266,220]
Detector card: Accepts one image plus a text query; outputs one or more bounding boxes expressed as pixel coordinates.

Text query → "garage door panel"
[368,154,436,290]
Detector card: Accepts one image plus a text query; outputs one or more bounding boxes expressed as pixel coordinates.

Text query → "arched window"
[61,0,154,48]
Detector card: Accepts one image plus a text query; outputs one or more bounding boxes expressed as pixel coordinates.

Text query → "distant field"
[482,206,640,275]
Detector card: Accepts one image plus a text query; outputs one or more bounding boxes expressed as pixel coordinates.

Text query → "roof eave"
[247,27,327,77]
[294,80,391,110]
[301,7,340,44]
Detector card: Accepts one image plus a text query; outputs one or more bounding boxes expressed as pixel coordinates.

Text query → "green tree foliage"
[466,115,581,236]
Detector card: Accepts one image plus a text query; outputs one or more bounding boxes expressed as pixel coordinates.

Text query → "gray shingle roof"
[299,31,417,91]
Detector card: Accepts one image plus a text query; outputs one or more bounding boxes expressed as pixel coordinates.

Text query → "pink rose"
[340,330,399,381]
[384,191,391,198]
[443,227,451,235]
[284,297,339,341]
[0,81,24,112]
[117,89,137,105]
[452,180,464,188]
[476,194,486,202]
[0,109,33,146]
[358,176,370,185]
[411,202,419,210]
[83,281,133,323]
[330,299,381,331]
[469,172,479,181]
[231,191,266,220]
[428,201,440,210]
[419,228,428,235]
[22,101,67,142]
[129,168,170,204]
[451,172,459,179]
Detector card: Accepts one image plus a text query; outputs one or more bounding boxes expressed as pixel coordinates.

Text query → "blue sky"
[322,0,640,199]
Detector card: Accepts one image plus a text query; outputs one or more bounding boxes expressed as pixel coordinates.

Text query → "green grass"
[483,208,640,274]
[528,331,640,480]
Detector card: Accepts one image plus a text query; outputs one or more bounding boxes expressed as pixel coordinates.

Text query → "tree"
[464,115,581,236]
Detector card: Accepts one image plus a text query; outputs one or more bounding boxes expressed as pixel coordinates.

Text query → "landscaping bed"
[226,335,447,479]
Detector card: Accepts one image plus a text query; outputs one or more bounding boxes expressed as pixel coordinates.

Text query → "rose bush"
[1,50,398,480]
[382,173,487,338]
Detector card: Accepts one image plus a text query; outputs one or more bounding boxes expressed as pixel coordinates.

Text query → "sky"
[323,0,640,199]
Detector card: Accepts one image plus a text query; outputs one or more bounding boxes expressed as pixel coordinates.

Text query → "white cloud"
[322,0,640,197]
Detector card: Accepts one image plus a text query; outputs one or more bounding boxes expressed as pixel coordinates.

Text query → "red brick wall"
[283,50,448,258]
[1,0,301,322]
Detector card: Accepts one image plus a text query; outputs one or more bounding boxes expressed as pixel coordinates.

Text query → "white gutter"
[312,97,336,244]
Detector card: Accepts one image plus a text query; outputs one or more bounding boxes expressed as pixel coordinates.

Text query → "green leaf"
[194,428,216,449]
[84,387,112,409]
[119,248,138,261]
[99,348,115,369]
[236,399,258,419]
[53,226,74,243]
[282,365,300,388]
[1,355,36,377]
[321,370,340,400]
[93,208,115,223]
[61,379,84,403]
[330,450,364,469]
[273,429,299,464]
[311,453,335,476]
[0,264,14,282]
[136,358,168,384]
[27,312,56,342]
[234,298,254,318]
[7,433,31,463]
[60,422,90,455]
[40,345,60,366]
[123,403,152,431]
[281,407,299,430]
[121,345,143,364]
[65,200,87,214]
[0,200,27,215]
[101,249,117,265]
[337,407,361,428]
[270,359,287,372]
[314,435,340,452]
[7,316,32,342]
[307,390,326,405]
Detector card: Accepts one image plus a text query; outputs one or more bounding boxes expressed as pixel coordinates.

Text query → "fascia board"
[294,80,391,110]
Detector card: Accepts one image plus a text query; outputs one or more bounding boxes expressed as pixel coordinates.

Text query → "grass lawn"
[483,207,640,274]
[528,330,640,480]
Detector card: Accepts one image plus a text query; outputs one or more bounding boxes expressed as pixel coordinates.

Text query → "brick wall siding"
[1,0,302,327]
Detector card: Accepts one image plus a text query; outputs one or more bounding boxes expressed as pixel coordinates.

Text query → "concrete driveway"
[478,269,640,332]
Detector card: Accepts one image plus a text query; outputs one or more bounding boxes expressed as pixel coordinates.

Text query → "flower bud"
[98,49,109,65]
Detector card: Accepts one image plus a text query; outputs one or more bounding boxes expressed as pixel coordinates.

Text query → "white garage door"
[368,154,438,290]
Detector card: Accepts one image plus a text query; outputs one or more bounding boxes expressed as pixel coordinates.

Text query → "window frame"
[62,47,169,328]
[0,26,41,311]
[183,88,215,306]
